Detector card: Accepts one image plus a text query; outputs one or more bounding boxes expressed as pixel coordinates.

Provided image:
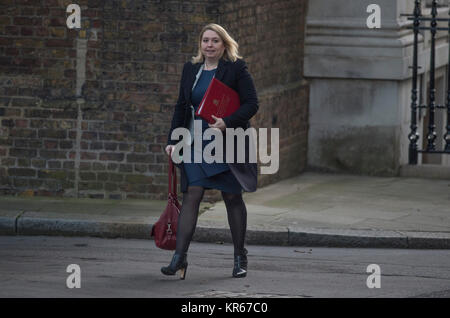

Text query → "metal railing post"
[409,0,422,164]
[426,0,438,151]
[445,6,450,151]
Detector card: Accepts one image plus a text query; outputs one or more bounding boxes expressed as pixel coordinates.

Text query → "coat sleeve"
[223,59,259,129]
[167,62,189,145]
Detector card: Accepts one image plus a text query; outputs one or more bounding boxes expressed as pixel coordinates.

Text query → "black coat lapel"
[214,57,229,81]
[186,62,202,105]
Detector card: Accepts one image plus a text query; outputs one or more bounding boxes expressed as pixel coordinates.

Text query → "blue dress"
[182,68,242,194]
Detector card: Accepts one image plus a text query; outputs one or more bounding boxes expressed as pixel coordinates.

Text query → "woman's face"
[201,30,225,61]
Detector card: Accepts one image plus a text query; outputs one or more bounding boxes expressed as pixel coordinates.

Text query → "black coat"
[166,57,259,193]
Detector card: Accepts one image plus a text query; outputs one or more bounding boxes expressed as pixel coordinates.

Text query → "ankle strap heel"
[161,253,188,280]
[232,251,248,278]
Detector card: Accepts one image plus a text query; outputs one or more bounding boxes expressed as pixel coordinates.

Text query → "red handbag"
[151,154,181,250]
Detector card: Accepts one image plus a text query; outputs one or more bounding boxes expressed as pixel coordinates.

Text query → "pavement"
[1,172,450,249]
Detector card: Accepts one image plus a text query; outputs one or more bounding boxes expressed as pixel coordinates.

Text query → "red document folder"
[195,78,240,124]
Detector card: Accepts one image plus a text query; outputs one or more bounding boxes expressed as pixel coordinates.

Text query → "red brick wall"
[0,0,308,200]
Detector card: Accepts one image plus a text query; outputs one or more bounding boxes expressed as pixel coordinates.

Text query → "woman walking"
[163,23,258,279]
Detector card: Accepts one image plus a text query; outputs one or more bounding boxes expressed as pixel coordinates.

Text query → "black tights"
[222,191,247,256]
[175,186,247,256]
[175,186,205,255]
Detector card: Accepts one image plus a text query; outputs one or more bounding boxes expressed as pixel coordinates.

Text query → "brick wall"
[0,0,308,200]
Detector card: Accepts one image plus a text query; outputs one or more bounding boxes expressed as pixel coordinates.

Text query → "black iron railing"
[404,0,450,164]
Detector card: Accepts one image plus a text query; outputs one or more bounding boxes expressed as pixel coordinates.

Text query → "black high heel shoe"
[232,248,248,278]
[161,253,188,280]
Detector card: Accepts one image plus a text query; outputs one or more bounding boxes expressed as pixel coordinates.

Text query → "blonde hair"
[191,23,242,64]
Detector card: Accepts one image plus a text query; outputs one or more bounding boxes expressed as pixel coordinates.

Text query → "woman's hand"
[208,115,226,131]
[165,145,175,156]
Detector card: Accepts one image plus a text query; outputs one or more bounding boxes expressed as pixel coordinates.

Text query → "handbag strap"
[168,153,177,198]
